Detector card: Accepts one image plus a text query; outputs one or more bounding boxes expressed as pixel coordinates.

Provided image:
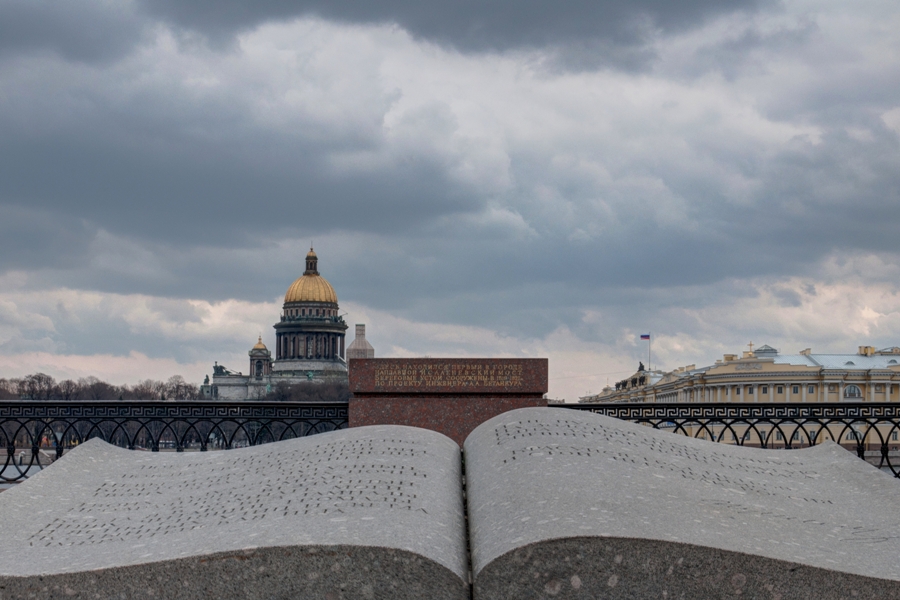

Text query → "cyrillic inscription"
[374,362,524,389]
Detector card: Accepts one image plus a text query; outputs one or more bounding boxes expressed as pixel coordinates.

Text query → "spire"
[304,247,319,275]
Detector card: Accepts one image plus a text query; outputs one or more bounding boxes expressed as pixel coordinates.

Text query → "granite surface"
[464,407,900,599]
[0,426,467,599]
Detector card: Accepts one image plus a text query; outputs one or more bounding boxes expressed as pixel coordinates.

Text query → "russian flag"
[640,334,650,340]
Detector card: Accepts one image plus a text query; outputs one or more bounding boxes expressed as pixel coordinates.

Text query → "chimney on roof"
[800,348,811,356]
[347,324,375,359]
[859,346,875,356]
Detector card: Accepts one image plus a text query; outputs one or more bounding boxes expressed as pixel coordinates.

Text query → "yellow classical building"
[580,345,900,453]
[581,344,900,405]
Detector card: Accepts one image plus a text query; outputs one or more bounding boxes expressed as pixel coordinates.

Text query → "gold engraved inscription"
[374,362,524,389]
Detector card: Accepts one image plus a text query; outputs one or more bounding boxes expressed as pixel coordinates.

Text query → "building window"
[777,386,784,394]
[761,385,768,394]
[807,385,815,394]
[747,386,753,394]
[735,387,740,395]
[792,385,800,395]
[776,431,783,441]
[892,431,898,442]
[844,385,863,399]
[792,431,800,442]
[846,431,860,441]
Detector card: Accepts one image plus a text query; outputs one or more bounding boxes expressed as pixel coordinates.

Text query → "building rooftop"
[772,354,900,370]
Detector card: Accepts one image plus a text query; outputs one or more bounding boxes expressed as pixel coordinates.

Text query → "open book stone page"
[0,426,467,600]
[464,407,900,599]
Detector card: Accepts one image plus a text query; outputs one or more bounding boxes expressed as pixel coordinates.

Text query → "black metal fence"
[6,401,900,484]
[563,402,900,477]
[0,401,348,483]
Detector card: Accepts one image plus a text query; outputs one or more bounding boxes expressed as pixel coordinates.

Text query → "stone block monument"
[348,358,548,445]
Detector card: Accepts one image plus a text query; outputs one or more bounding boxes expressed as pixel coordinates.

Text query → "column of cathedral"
[274,331,345,360]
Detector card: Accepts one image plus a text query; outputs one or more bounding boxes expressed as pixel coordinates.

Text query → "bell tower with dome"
[205,247,350,400]
[272,248,349,376]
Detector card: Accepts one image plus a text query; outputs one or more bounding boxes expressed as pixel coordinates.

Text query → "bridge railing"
[0,401,348,483]
[6,401,899,483]
[562,402,900,477]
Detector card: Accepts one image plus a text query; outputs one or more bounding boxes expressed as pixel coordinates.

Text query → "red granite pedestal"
[348,358,548,446]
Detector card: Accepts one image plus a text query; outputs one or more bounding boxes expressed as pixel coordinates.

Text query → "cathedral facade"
[206,249,350,400]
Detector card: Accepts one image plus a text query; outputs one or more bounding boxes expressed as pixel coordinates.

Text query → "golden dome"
[284,247,338,304]
[284,274,338,304]
[252,336,267,350]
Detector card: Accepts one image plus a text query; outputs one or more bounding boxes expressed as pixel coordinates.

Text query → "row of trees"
[0,373,351,402]
[0,373,203,401]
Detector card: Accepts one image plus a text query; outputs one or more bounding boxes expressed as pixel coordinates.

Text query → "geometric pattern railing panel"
[0,401,348,483]
[560,402,900,478]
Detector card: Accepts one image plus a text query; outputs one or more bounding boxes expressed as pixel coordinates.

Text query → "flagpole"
[649,333,652,371]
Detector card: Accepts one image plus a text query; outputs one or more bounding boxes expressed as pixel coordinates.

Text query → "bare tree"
[0,378,19,400]
[78,376,119,400]
[22,373,56,400]
[151,380,168,400]
[129,379,159,399]
[57,379,80,400]
[166,376,198,400]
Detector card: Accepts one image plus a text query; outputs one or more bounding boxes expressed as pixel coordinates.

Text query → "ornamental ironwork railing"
[562,402,900,477]
[0,401,348,483]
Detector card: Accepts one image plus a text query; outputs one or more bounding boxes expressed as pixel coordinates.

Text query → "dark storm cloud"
[5,83,900,330]
[329,121,900,339]
[1,0,899,351]
[0,205,94,271]
[0,0,773,69]
[142,0,770,55]
[0,98,478,249]
[0,0,146,62]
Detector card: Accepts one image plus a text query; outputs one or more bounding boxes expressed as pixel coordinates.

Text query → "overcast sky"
[1,0,899,400]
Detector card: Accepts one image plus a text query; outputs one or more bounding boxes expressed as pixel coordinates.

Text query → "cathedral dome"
[283,247,338,305]
[284,275,338,304]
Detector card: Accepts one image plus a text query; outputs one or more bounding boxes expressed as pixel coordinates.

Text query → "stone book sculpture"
[2,408,900,599]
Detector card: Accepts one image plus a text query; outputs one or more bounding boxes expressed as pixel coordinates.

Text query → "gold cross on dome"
[748,341,754,352]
